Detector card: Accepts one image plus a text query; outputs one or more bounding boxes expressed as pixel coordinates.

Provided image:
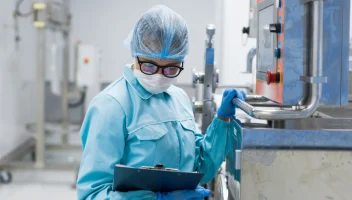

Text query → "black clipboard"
[113,164,204,192]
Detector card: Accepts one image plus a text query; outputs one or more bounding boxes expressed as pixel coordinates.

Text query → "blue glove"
[217,89,246,118]
[157,186,211,200]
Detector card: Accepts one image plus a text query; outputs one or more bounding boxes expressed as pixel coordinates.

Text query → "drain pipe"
[232,0,326,120]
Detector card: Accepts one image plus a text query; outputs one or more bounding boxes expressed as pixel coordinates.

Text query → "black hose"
[68,87,87,108]
[15,0,33,17]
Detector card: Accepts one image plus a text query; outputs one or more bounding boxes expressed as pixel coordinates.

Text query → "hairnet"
[130,5,189,61]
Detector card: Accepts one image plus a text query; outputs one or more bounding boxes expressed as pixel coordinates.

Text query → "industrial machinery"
[192,24,219,134]
[0,0,84,182]
[227,0,352,199]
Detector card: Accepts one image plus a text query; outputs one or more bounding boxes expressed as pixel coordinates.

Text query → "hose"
[68,87,87,108]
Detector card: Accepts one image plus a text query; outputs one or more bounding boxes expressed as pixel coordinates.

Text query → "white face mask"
[133,69,177,94]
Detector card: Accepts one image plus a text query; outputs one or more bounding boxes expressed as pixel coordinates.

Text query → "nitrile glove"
[156,186,211,200]
[217,89,246,118]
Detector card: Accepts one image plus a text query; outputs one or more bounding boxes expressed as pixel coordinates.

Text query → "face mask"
[133,69,177,94]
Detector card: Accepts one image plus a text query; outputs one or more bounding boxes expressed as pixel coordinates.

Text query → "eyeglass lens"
[140,63,181,77]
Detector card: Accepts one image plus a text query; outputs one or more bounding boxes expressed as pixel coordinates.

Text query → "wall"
[219,0,257,88]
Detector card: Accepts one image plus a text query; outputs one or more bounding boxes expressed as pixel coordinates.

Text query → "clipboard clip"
[140,164,179,171]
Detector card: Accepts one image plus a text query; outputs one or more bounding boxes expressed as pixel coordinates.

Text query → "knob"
[274,48,281,58]
[242,27,250,35]
[266,70,280,85]
[269,23,281,33]
[276,0,281,8]
[192,69,204,88]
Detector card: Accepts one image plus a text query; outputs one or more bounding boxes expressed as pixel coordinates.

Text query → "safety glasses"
[137,57,184,78]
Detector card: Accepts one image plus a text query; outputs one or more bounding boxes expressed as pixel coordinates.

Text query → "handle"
[232,98,256,117]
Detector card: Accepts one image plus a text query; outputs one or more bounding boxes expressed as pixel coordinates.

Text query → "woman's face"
[135,57,182,75]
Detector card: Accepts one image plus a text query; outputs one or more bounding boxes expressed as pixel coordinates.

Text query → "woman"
[76,5,245,200]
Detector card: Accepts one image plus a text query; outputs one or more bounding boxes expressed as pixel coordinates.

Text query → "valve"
[192,69,204,88]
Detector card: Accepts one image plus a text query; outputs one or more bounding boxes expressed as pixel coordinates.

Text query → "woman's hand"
[217,89,246,121]
[156,186,211,200]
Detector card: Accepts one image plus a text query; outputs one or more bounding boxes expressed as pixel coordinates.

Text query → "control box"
[76,42,102,87]
[256,0,350,106]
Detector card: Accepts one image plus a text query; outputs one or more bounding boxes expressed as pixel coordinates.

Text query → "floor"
[0,169,77,200]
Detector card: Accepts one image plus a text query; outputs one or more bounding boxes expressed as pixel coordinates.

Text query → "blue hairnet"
[130,5,189,61]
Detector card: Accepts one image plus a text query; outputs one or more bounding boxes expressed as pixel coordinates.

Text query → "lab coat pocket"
[133,123,168,141]
[130,124,169,166]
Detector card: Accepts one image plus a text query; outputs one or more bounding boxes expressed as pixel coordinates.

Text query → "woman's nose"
[156,68,163,75]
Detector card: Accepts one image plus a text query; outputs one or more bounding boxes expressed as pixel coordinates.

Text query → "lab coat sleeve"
[76,94,156,200]
[194,117,236,183]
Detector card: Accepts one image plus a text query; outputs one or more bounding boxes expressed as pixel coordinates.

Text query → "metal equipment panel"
[231,125,352,200]
[280,0,304,105]
[237,126,352,200]
[257,5,276,76]
[255,0,350,106]
[321,0,343,105]
[241,150,352,200]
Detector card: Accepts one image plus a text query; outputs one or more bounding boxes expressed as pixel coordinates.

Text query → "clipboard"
[113,164,204,192]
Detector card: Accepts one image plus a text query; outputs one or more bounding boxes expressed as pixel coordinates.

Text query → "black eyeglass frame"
[136,56,184,78]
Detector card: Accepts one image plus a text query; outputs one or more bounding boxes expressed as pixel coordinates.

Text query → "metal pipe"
[201,24,217,134]
[175,83,251,90]
[249,102,293,108]
[61,31,69,144]
[245,47,256,73]
[61,1,70,144]
[232,0,324,120]
[35,28,45,168]
[246,95,269,103]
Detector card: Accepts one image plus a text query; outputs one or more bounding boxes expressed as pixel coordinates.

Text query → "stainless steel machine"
[192,24,219,134]
[0,1,82,183]
[227,0,352,199]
